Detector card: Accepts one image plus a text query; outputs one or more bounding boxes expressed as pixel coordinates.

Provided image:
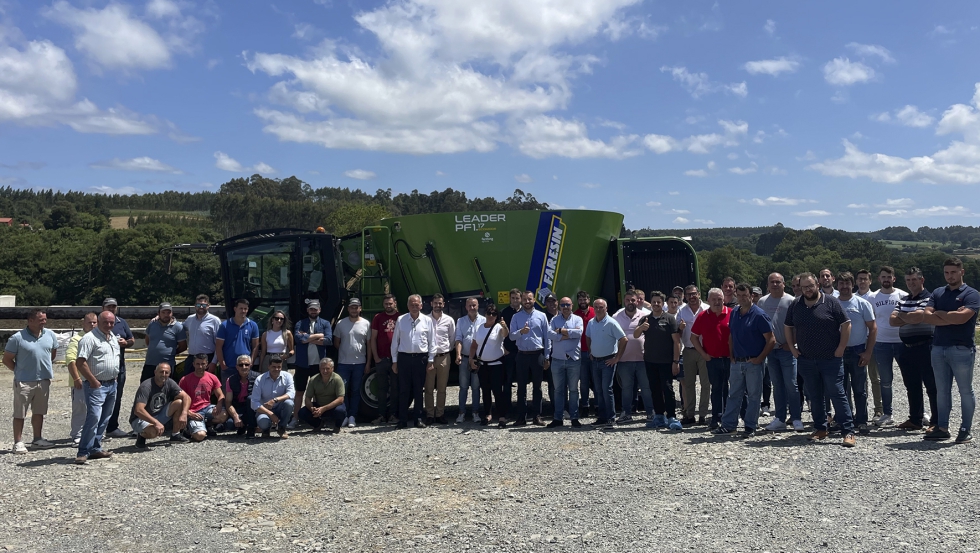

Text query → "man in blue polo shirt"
[216,299,260,382]
[784,272,856,448]
[585,298,627,426]
[713,283,774,436]
[923,257,978,444]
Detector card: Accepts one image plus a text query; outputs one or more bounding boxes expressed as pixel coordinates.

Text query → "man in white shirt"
[424,294,456,425]
[819,268,841,298]
[392,294,436,429]
[856,269,883,419]
[454,298,485,423]
[333,298,371,429]
[871,266,908,427]
[678,285,710,425]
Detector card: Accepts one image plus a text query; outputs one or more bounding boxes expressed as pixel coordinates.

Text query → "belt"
[435,352,450,358]
[904,340,931,348]
[733,357,753,362]
[519,349,544,355]
[594,354,615,361]
[98,377,117,385]
[398,352,428,357]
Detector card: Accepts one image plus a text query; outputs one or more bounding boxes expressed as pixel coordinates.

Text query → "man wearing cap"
[292,299,332,427]
[74,310,121,464]
[183,294,221,373]
[332,298,370,428]
[672,286,685,302]
[3,309,59,453]
[101,298,135,439]
[216,298,260,382]
[140,302,187,384]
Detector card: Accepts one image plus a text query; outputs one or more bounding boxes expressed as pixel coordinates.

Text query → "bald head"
[97,310,116,334]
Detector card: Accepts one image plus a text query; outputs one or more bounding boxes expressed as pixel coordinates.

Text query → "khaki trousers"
[682,348,710,419]
[425,352,451,417]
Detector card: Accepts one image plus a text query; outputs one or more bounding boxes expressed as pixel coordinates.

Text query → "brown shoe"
[74,456,88,465]
[88,450,113,460]
[897,419,923,430]
[532,416,546,426]
[808,430,829,442]
[842,433,856,448]
[278,429,288,439]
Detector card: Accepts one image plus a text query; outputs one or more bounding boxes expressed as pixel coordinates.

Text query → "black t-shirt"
[501,306,520,353]
[130,378,182,422]
[639,312,680,364]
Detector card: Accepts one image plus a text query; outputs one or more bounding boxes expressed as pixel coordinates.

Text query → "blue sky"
[2,1,979,232]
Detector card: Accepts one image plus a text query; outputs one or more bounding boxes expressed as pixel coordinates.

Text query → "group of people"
[2,257,976,461]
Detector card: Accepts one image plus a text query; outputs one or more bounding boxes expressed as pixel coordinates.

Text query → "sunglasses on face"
[196,303,208,308]
[272,317,284,321]
[237,363,251,367]
[559,303,572,307]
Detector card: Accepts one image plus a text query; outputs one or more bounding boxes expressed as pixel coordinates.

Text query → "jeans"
[578,356,595,411]
[761,360,772,408]
[106,363,126,432]
[78,380,117,458]
[931,345,976,432]
[647,362,677,418]
[798,357,854,435]
[336,363,365,419]
[298,402,347,430]
[551,358,580,421]
[223,403,257,431]
[842,345,869,426]
[591,357,618,421]
[458,356,481,416]
[516,353,544,421]
[873,342,904,416]
[898,341,938,425]
[722,361,764,430]
[867,354,883,415]
[373,358,398,419]
[617,361,653,418]
[256,399,295,431]
[706,357,731,422]
[767,348,801,422]
[397,353,427,423]
[681,348,709,419]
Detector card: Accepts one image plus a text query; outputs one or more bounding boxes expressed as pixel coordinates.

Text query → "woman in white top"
[259,310,294,373]
[469,304,510,427]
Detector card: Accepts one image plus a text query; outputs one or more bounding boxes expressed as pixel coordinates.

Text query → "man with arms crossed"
[889,267,939,432]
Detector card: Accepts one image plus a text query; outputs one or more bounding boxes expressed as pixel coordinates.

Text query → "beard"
[803,290,819,301]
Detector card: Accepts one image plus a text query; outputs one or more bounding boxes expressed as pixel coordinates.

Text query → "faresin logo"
[526,211,567,306]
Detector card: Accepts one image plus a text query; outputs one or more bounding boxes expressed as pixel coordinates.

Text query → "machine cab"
[215,229,345,328]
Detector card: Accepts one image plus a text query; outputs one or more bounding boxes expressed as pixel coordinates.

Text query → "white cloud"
[293,23,316,40]
[684,160,716,177]
[846,203,868,208]
[673,217,689,224]
[596,118,627,130]
[435,170,446,176]
[514,173,533,183]
[344,169,377,180]
[796,150,817,161]
[645,201,661,207]
[764,19,776,36]
[90,157,183,174]
[729,162,758,175]
[766,166,788,175]
[246,0,644,156]
[214,152,276,174]
[743,57,800,76]
[846,42,895,64]
[89,185,142,195]
[661,66,748,98]
[811,85,980,184]
[666,209,690,214]
[644,119,748,155]
[727,152,738,160]
[823,57,875,86]
[877,198,914,208]
[740,196,816,206]
[668,191,680,195]
[877,205,974,218]
[795,210,831,216]
[511,116,640,159]
[895,105,935,127]
[694,218,715,225]
[580,182,600,189]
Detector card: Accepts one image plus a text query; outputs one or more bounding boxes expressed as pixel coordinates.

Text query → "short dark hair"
[27,308,46,320]
[944,256,963,269]
[194,353,209,361]
[195,294,210,303]
[905,267,923,277]
[797,272,816,285]
[649,290,666,302]
[431,293,445,302]
[268,354,283,365]
[383,293,396,302]
[576,290,590,299]
[722,277,735,285]
[879,265,895,276]
[735,283,752,293]
[837,271,854,284]
[856,269,871,279]
[509,288,523,296]
[623,290,637,298]
[235,298,249,308]
[684,284,699,293]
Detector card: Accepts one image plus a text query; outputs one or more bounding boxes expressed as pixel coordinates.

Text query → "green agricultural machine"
[167,209,698,420]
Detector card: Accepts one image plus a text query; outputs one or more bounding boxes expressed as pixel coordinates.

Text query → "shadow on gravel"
[885,441,958,451]
[16,457,76,468]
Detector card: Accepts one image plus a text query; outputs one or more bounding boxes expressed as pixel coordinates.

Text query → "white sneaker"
[471,413,480,423]
[765,419,787,431]
[339,417,349,428]
[456,413,466,423]
[876,414,894,427]
[12,442,28,454]
[348,419,356,428]
[31,438,55,449]
[107,428,129,438]
[72,438,81,447]
[286,418,299,430]
[563,410,570,420]
[792,419,805,432]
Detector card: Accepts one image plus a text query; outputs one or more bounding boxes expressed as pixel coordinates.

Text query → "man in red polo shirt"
[574,290,596,417]
[690,288,732,430]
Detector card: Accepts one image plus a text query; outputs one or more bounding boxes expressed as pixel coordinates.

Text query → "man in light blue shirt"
[454,298,486,423]
[183,294,222,370]
[250,356,296,438]
[547,297,583,428]
[837,272,876,432]
[3,309,59,453]
[586,298,627,425]
[509,290,551,426]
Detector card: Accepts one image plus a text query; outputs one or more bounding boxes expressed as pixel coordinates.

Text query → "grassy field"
[880,239,947,250]
[109,209,209,229]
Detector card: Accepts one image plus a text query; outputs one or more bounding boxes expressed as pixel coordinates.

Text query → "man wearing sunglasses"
[183,294,221,375]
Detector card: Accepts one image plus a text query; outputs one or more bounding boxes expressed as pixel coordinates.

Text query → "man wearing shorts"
[3,309,59,454]
[179,354,227,441]
[131,363,191,449]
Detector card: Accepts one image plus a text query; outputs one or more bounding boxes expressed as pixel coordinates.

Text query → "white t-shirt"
[335,317,371,364]
[472,323,507,363]
[872,289,908,344]
[677,302,709,349]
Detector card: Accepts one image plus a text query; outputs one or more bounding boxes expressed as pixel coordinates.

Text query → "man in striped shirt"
[889,267,939,431]
[74,311,121,464]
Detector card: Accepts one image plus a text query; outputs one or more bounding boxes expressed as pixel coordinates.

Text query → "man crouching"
[131,363,191,449]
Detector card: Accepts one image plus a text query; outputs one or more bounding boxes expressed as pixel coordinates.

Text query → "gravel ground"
[0,361,978,553]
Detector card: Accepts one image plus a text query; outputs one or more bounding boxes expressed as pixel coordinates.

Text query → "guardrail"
[0,305,227,319]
